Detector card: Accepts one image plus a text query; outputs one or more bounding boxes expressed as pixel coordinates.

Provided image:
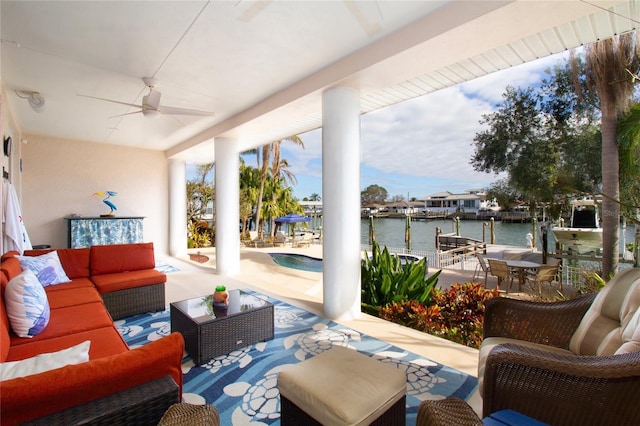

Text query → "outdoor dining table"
[505,259,541,289]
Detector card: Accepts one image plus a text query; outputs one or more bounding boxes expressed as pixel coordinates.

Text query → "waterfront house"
[423,190,496,216]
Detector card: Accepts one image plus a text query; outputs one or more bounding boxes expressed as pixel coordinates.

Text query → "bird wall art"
[93,191,117,217]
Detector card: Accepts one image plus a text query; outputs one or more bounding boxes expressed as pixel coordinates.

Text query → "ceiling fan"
[78,77,215,118]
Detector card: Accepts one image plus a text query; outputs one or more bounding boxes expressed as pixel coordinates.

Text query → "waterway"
[359,217,637,253]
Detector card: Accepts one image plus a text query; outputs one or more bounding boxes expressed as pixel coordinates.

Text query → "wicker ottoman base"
[280,393,406,426]
[278,346,406,425]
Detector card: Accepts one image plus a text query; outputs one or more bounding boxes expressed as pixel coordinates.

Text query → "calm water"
[360,218,637,252]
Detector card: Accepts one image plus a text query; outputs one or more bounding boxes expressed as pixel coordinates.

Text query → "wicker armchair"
[479,267,640,426]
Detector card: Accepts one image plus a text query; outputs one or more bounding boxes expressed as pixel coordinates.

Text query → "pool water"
[269,253,323,273]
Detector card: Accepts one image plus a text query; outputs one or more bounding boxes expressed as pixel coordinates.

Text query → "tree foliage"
[361,184,388,205]
[187,163,215,248]
[471,79,600,207]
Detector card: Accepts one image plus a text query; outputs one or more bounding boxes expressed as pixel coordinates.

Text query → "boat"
[552,198,603,254]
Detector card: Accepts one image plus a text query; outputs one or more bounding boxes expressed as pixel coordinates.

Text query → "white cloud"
[280,52,571,198]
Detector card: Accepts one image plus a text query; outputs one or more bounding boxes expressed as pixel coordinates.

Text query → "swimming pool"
[269,253,323,273]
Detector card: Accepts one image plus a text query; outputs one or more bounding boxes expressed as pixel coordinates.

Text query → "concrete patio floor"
[161,244,540,417]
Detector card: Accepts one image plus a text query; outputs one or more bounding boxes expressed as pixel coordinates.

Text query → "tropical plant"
[187,220,212,248]
[361,241,441,314]
[379,282,500,348]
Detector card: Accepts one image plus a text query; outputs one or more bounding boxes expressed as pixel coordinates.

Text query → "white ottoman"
[278,346,406,425]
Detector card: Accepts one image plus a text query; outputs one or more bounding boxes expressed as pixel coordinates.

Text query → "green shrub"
[361,241,441,310]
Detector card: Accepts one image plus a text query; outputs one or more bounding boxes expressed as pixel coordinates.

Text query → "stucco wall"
[20,134,169,253]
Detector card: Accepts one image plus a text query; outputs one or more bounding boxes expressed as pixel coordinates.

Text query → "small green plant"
[361,241,441,313]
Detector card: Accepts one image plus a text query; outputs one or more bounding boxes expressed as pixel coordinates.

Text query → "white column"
[168,159,187,257]
[322,86,361,320]
[215,137,240,275]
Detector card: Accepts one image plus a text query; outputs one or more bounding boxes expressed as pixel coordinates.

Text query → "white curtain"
[2,180,32,253]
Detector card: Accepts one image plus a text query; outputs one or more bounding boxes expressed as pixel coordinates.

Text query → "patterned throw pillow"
[4,269,50,338]
[17,251,71,286]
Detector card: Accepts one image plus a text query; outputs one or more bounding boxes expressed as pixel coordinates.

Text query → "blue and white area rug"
[116,291,477,425]
[154,260,180,273]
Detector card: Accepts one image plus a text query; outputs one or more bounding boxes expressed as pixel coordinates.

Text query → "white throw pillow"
[17,250,71,286]
[0,340,90,381]
[5,269,50,338]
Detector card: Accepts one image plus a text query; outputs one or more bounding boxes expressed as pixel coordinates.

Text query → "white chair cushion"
[570,268,640,356]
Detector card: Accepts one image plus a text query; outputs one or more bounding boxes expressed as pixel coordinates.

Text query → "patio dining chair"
[473,253,490,286]
[487,259,513,293]
[526,264,561,294]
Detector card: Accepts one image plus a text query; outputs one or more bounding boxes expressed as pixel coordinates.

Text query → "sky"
[190,50,571,201]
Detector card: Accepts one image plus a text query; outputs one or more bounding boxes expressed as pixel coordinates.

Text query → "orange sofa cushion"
[23,248,90,279]
[6,326,128,362]
[0,278,10,362]
[10,302,113,346]
[43,277,94,292]
[0,257,22,286]
[46,287,103,309]
[90,242,156,275]
[1,251,19,262]
[0,332,184,425]
[91,269,166,293]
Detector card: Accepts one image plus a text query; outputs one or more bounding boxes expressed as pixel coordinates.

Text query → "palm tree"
[253,145,272,238]
[584,32,639,278]
[254,136,304,238]
[239,162,260,236]
[269,136,304,237]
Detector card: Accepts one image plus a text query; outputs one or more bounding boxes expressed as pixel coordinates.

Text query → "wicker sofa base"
[102,283,166,320]
[280,394,406,426]
[23,375,179,426]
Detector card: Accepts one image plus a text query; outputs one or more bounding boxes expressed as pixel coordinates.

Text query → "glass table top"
[171,289,271,325]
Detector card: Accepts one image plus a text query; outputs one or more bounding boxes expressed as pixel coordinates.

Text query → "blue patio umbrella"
[275,214,311,244]
[274,213,311,224]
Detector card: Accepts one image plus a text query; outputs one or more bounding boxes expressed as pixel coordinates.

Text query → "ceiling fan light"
[28,92,45,111]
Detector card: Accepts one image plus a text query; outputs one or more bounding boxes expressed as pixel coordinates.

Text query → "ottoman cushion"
[278,346,406,425]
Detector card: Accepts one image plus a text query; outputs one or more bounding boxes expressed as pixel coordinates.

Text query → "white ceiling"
[2,1,639,163]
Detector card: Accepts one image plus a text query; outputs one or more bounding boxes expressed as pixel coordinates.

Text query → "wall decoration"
[93,191,118,217]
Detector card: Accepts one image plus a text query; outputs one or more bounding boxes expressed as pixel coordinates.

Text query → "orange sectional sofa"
[0,243,184,425]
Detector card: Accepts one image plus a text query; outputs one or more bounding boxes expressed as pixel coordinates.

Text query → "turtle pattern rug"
[117,290,477,426]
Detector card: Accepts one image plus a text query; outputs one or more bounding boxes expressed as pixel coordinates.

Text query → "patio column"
[168,158,187,257]
[215,137,240,275]
[322,86,361,320]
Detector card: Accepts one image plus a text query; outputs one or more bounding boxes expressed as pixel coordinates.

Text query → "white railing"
[360,243,597,289]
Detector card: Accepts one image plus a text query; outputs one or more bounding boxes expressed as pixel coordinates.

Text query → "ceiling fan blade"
[143,89,162,110]
[109,110,144,119]
[158,105,216,117]
[77,94,142,109]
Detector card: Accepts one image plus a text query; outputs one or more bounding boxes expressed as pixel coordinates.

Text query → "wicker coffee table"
[170,289,274,364]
